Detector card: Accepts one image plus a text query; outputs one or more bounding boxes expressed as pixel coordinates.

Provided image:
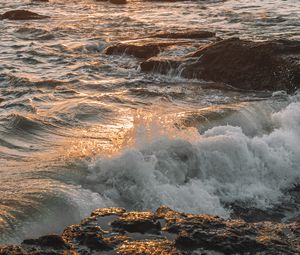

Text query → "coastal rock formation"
[104,41,188,59]
[1,206,300,254]
[96,0,127,4]
[141,38,300,92]
[0,10,49,20]
[151,30,216,39]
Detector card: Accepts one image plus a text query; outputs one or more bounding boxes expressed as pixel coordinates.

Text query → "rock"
[91,207,126,217]
[0,10,49,20]
[0,245,27,255]
[152,30,215,39]
[140,57,181,74]
[1,206,300,254]
[110,0,127,4]
[111,212,161,234]
[182,38,300,92]
[32,0,49,2]
[117,240,177,255]
[22,234,69,250]
[104,43,160,59]
[141,38,300,92]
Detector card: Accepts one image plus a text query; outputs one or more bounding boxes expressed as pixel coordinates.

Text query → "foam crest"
[84,101,300,217]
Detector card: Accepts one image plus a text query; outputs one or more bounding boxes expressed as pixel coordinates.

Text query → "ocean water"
[0,0,300,244]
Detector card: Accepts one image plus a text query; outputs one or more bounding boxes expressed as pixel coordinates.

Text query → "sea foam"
[84,100,300,218]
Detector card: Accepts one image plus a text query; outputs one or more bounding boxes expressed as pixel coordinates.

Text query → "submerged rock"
[110,0,127,4]
[96,0,127,4]
[104,43,161,59]
[141,38,300,92]
[1,206,300,254]
[0,10,49,20]
[152,30,216,39]
[22,234,69,249]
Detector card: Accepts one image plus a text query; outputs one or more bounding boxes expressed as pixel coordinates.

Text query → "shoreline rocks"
[1,206,300,254]
[140,38,300,92]
[0,10,49,20]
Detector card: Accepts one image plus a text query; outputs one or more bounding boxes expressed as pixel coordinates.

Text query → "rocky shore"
[1,206,299,255]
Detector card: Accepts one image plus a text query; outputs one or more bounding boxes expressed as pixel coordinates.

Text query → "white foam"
[84,101,300,218]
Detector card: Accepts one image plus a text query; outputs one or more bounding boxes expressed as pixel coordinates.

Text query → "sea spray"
[84,101,300,217]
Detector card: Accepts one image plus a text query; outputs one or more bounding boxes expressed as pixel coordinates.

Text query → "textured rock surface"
[0,10,49,20]
[141,38,300,92]
[151,30,216,39]
[1,206,300,254]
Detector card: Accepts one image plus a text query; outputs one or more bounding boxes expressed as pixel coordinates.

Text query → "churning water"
[0,0,300,244]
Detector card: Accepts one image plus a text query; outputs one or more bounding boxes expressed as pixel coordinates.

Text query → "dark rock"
[62,224,113,251]
[22,235,69,250]
[78,232,112,251]
[0,10,49,20]
[111,212,161,234]
[140,57,181,74]
[1,206,300,254]
[182,38,300,92]
[152,30,215,39]
[141,38,300,92]
[110,0,127,4]
[104,43,160,59]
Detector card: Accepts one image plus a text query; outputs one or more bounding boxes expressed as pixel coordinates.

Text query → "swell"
[81,97,300,219]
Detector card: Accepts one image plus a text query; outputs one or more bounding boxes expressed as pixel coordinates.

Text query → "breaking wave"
[83,99,300,218]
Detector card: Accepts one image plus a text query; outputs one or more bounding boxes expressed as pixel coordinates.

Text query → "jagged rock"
[91,207,126,217]
[117,240,177,255]
[141,38,300,92]
[22,235,69,250]
[0,10,49,20]
[111,212,161,234]
[0,245,27,255]
[152,30,215,39]
[1,206,300,254]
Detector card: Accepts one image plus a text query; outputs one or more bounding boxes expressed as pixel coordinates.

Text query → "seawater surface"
[0,0,300,243]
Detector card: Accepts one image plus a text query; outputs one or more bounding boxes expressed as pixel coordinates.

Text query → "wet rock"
[117,240,177,255]
[110,0,127,4]
[0,245,27,255]
[22,235,69,250]
[91,207,126,217]
[141,38,300,92]
[140,57,182,74]
[111,212,161,234]
[1,206,300,254]
[105,43,160,59]
[152,30,215,39]
[182,38,300,92]
[0,10,49,20]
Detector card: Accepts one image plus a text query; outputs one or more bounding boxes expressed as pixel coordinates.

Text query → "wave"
[82,98,300,218]
[0,180,108,244]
